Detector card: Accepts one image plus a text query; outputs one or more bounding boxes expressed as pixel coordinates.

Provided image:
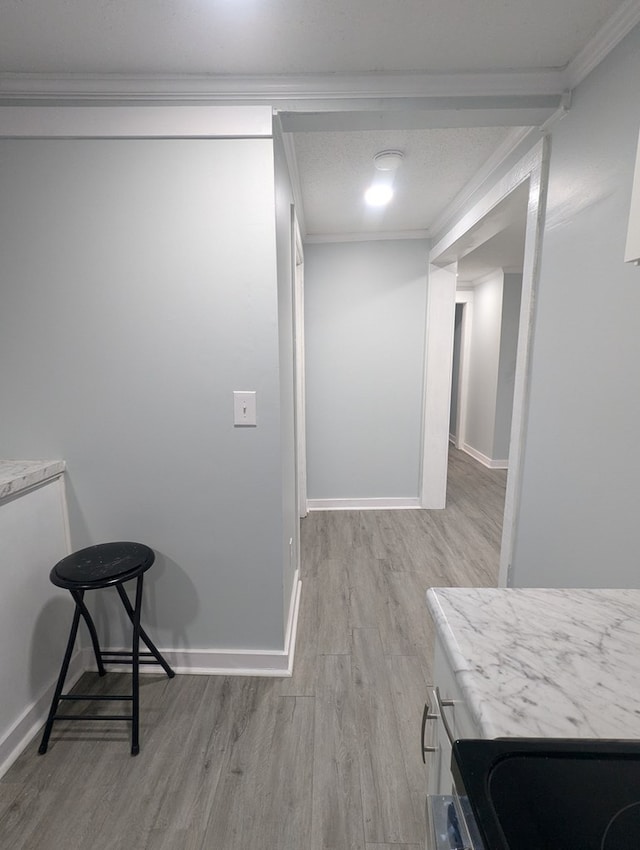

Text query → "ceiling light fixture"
[373,150,404,172]
[365,150,404,207]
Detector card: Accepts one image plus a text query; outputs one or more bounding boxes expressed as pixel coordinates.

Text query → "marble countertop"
[427,587,640,740]
[0,459,66,500]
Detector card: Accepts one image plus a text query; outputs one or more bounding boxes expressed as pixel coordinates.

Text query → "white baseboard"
[147,647,290,676]
[462,443,509,470]
[307,497,422,511]
[0,579,303,778]
[0,648,85,780]
[283,569,302,672]
[85,650,284,677]
[159,572,303,676]
[88,576,303,678]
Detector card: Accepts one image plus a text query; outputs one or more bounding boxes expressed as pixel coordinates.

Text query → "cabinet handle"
[421,688,439,763]
[435,686,456,745]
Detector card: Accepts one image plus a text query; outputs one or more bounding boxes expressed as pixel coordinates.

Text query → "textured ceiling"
[294,127,516,238]
[0,0,631,240]
[0,0,625,75]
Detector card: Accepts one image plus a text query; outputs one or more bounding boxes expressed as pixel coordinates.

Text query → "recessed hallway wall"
[305,238,428,504]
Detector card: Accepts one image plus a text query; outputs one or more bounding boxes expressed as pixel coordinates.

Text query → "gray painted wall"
[305,239,428,500]
[463,270,521,463]
[450,303,463,439]
[464,271,503,460]
[0,137,290,650]
[493,273,522,460]
[511,23,640,586]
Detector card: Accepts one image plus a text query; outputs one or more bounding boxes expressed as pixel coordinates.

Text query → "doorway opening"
[420,138,549,586]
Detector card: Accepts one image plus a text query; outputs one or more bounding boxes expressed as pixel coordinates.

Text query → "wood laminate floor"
[0,449,506,850]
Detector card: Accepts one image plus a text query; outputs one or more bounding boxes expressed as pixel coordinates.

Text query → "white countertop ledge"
[0,459,66,500]
[427,586,640,741]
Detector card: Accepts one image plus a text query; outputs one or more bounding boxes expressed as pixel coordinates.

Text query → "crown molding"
[565,0,640,90]
[0,4,635,248]
[305,229,430,244]
[427,126,538,240]
[279,100,559,131]
[0,4,636,107]
[0,69,566,104]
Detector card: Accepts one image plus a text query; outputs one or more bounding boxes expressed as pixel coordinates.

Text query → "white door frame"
[453,291,474,451]
[292,210,308,518]
[419,137,549,587]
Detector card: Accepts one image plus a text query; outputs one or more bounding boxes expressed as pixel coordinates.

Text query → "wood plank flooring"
[0,449,505,850]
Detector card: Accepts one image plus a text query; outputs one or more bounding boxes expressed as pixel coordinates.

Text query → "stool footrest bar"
[52,714,132,722]
[101,651,157,657]
[99,658,165,666]
[59,694,133,701]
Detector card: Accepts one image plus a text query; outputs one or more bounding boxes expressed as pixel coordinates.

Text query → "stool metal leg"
[39,600,83,755]
[115,584,175,679]
[130,575,143,755]
[71,589,106,677]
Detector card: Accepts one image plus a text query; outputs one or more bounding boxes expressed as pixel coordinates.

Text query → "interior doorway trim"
[420,262,458,508]
[293,212,308,518]
[419,137,549,587]
[452,291,474,451]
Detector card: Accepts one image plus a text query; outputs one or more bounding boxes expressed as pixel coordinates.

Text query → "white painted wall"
[464,271,504,461]
[304,239,428,502]
[510,23,640,586]
[0,135,291,652]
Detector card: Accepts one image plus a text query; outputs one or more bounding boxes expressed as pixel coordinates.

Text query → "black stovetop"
[452,738,640,850]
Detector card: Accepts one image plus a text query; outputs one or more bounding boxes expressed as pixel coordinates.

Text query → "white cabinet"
[0,473,72,775]
[625,129,640,264]
[423,634,484,850]
[424,633,482,797]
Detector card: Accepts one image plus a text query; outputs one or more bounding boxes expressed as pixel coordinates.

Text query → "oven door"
[426,793,484,850]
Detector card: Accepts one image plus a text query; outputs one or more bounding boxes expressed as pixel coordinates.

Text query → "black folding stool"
[38,541,175,756]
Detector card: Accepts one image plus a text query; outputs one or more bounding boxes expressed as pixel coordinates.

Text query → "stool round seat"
[51,542,155,590]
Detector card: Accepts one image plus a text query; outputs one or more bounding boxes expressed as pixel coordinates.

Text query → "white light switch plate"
[233,391,257,426]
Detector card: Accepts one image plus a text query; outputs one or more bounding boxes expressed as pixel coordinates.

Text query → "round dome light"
[374,150,404,172]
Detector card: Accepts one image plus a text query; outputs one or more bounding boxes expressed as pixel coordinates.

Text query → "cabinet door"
[625,129,640,264]
[426,634,482,796]
[0,475,71,766]
[424,687,455,797]
[422,687,443,796]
